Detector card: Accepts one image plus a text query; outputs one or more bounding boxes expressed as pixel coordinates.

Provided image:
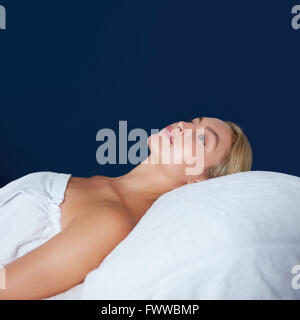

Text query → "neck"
[109,156,184,225]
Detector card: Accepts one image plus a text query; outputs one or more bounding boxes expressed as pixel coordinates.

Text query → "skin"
[0,116,233,300]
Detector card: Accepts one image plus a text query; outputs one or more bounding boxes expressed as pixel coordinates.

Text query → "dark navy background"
[0,0,299,186]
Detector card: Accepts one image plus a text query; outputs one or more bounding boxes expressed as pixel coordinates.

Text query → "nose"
[176,121,183,134]
[177,120,194,134]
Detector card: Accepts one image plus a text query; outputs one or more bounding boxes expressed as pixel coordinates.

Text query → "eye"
[198,133,205,146]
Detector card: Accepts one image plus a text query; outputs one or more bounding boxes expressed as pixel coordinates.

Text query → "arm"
[0,205,133,300]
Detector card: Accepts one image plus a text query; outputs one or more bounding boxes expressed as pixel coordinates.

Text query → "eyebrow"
[197,117,219,150]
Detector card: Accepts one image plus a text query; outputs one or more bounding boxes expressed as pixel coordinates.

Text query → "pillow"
[59,171,300,299]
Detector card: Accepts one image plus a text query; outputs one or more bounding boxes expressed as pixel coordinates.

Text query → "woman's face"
[147,116,233,183]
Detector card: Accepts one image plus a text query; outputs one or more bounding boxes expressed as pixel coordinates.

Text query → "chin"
[147,133,161,151]
[147,135,153,151]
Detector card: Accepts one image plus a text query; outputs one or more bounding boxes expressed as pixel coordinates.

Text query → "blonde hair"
[203,120,253,179]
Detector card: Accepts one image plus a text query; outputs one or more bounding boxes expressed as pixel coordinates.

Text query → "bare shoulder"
[0,196,134,299]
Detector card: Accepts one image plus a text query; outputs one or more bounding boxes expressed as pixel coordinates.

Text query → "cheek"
[173,134,205,165]
[173,132,196,158]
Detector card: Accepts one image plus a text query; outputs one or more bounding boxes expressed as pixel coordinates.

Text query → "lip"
[163,126,173,144]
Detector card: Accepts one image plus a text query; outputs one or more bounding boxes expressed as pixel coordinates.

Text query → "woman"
[0,116,252,299]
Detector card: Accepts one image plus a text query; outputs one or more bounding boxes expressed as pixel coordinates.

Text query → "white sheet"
[47,170,300,300]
